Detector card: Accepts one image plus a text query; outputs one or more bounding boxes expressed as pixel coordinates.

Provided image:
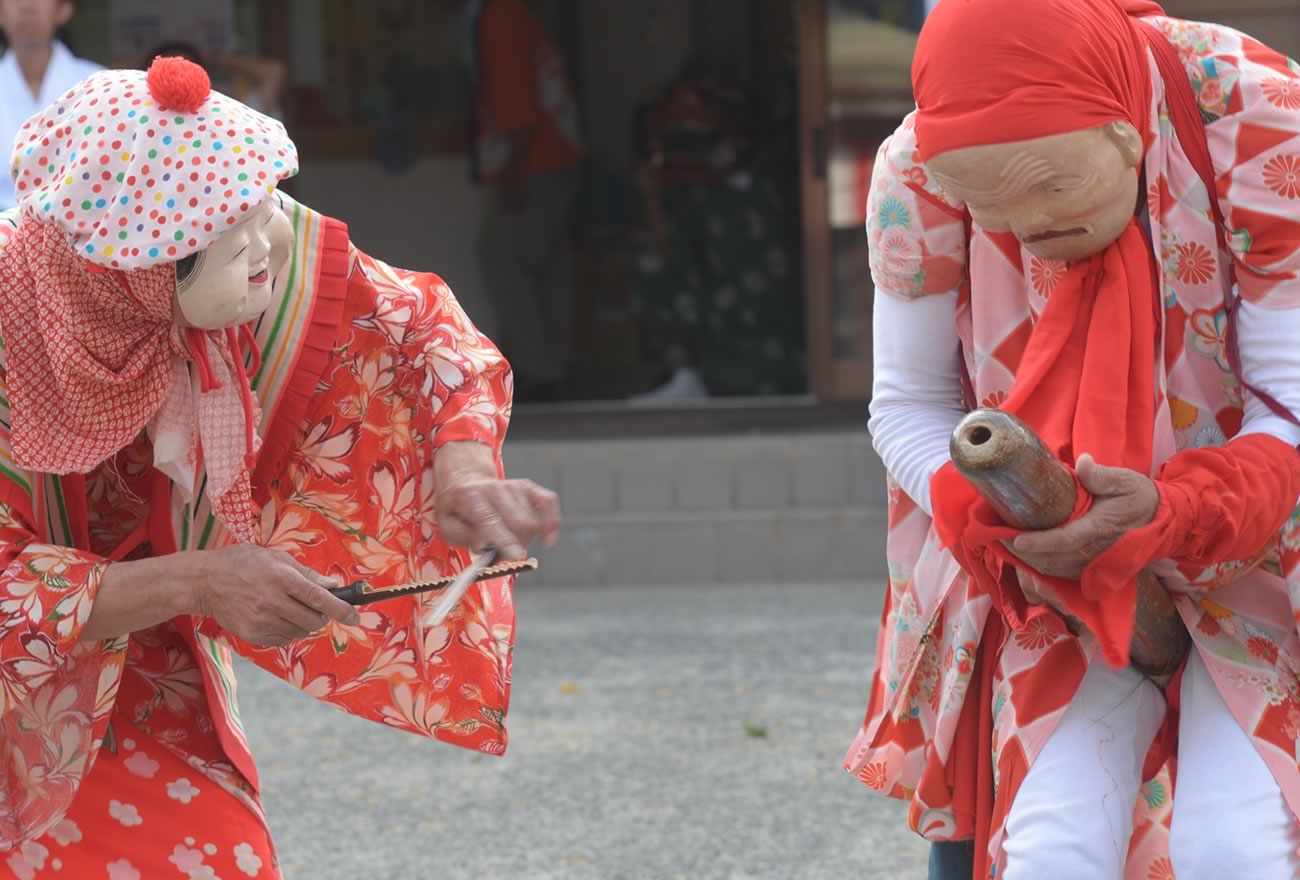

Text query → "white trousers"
[1002,651,1300,879]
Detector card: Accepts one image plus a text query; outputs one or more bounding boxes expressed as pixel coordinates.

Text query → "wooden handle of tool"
[949,409,1189,678]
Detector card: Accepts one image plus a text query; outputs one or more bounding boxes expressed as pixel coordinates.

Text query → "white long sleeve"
[867,287,1300,519]
[1234,299,1300,447]
[868,291,966,515]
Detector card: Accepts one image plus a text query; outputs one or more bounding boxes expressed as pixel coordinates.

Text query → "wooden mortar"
[949,409,1190,679]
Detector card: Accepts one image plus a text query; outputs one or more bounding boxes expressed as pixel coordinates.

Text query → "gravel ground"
[235,579,929,879]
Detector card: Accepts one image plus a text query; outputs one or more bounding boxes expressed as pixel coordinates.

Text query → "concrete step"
[528,507,885,587]
[500,431,889,586]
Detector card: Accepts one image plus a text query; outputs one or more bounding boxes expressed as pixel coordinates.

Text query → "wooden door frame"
[796,0,835,399]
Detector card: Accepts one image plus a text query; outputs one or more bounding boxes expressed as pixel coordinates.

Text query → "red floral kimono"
[0,194,516,879]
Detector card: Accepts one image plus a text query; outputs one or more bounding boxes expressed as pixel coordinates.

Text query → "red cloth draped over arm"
[1090,433,1300,587]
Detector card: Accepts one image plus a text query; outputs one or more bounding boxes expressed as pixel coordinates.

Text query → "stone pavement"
[236,579,929,879]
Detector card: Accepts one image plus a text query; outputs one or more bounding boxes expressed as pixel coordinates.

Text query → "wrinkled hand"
[189,544,360,647]
[435,476,561,561]
[1008,453,1159,579]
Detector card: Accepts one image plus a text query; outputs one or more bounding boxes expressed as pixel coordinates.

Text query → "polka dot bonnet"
[10,56,298,271]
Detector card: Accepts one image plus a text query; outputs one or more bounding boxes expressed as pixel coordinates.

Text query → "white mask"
[174,197,294,329]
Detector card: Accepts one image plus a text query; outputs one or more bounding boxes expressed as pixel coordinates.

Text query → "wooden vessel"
[949,409,1189,678]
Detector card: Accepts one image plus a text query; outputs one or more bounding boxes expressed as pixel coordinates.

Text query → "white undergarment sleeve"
[868,291,966,515]
[1233,298,1300,447]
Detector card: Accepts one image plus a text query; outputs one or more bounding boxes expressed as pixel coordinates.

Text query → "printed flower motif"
[1013,617,1059,652]
[877,231,921,279]
[168,845,211,878]
[1028,258,1065,297]
[1188,307,1230,371]
[123,750,161,779]
[1140,778,1167,809]
[1198,78,1225,111]
[1263,154,1300,200]
[980,390,1007,409]
[1147,856,1176,880]
[1261,77,1300,110]
[107,860,142,880]
[293,417,361,483]
[4,841,48,880]
[108,800,142,827]
[877,197,911,230]
[234,842,264,877]
[953,643,975,677]
[47,818,82,847]
[166,777,201,804]
[1147,181,1161,219]
[380,684,450,735]
[863,762,889,791]
[1173,241,1215,285]
[1281,506,1300,552]
[1196,610,1222,637]
[1168,397,1199,431]
[1246,635,1279,664]
[1194,423,1226,449]
[903,166,928,188]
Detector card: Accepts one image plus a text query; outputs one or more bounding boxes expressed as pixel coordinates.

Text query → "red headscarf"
[913,0,1164,160]
[916,0,1170,667]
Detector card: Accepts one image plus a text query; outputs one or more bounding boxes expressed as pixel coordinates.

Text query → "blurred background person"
[0,0,99,209]
[460,0,586,402]
[626,64,805,404]
[143,40,286,120]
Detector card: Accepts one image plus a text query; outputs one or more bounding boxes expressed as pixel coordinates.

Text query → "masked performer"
[845,2,1300,877]
[0,57,559,878]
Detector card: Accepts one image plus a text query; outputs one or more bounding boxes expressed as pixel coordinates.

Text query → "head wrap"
[912,0,1163,160]
[0,58,298,542]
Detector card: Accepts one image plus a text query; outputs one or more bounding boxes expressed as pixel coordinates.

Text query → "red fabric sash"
[932,222,1160,667]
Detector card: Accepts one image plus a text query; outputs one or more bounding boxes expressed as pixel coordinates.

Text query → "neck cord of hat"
[238,323,262,376]
[225,325,259,471]
[184,326,221,392]
[182,324,261,471]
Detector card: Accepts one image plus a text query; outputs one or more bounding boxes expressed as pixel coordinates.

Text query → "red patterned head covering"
[911,0,1164,160]
[0,57,297,543]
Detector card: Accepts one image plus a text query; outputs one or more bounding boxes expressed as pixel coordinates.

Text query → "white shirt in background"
[0,40,102,210]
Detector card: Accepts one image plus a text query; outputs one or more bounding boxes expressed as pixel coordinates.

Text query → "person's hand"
[187,544,360,647]
[436,477,561,560]
[1008,453,1159,579]
[1014,568,1085,636]
[434,441,561,559]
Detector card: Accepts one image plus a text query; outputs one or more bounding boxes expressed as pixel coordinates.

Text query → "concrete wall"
[292,159,498,337]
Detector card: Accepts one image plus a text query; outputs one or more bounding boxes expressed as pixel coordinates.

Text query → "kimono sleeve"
[422,274,513,457]
[0,502,126,847]
[1202,27,1300,309]
[206,255,516,756]
[866,113,969,300]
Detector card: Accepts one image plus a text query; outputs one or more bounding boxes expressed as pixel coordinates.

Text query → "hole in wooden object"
[969,426,993,446]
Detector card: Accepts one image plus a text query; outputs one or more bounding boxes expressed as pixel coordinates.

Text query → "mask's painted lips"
[1023,227,1088,244]
[248,269,270,285]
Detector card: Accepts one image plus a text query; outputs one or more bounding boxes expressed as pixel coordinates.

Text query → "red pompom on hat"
[146,55,210,113]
